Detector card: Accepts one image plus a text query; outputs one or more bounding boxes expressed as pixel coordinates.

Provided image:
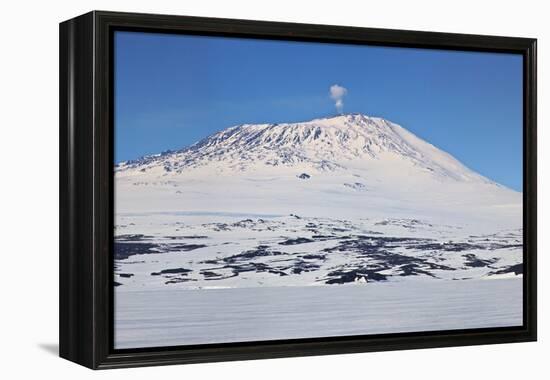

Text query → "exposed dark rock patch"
[322,235,454,279]
[222,245,284,263]
[343,182,366,191]
[331,227,350,232]
[202,222,231,231]
[200,259,220,265]
[462,254,499,268]
[115,240,206,260]
[375,219,433,229]
[165,278,197,284]
[311,234,342,240]
[232,219,255,228]
[165,235,209,239]
[279,237,315,245]
[115,234,153,241]
[399,264,436,277]
[301,254,326,260]
[324,268,387,284]
[413,242,485,252]
[290,260,321,274]
[200,269,241,280]
[167,244,207,251]
[486,243,523,250]
[115,242,159,260]
[151,268,193,276]
[200,270,224,278]
[490,263,523,275]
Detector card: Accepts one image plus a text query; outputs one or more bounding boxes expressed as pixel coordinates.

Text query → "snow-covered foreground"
[114,212,522,289]
[115,278,522,348]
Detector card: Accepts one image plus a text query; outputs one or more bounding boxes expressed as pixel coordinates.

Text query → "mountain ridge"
[117,113,502,189]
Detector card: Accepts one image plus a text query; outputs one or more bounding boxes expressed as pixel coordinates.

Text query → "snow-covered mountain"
[115,113,520,224]
[113,113,523,348]
[118,113,491,184]
[113,113,522,292]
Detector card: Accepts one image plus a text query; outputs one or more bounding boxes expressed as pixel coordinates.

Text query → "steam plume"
[329,84,347,114]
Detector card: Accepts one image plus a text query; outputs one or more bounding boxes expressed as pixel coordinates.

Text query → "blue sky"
[114,31,523,191]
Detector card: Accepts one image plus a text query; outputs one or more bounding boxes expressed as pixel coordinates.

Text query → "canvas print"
[113,31,523,349]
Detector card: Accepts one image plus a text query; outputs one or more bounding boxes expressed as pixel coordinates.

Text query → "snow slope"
[115,114,520,222]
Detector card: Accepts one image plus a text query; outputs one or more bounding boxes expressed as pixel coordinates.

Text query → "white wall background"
[0,0,546,377]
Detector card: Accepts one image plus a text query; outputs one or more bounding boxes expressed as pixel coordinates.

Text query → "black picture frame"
[59,10,537,369]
